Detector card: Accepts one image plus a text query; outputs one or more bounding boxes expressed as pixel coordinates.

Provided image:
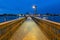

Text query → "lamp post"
[32,5,37,14]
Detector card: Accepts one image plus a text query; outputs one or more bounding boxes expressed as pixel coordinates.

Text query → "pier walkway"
[0,17,60,40]
[10,17,48,40]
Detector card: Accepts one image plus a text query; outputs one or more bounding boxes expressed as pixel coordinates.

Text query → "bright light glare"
[32,5,36,9]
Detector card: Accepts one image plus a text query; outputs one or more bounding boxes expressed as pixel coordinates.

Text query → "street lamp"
[32,5,37,14]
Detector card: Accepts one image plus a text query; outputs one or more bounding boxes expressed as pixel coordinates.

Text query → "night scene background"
[0,0,60,23]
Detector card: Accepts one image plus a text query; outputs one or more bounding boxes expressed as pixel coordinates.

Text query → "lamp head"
[32,5,36,9]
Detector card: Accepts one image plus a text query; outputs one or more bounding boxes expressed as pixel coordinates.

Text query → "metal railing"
[32,17,60,40]
[0,17,26,40]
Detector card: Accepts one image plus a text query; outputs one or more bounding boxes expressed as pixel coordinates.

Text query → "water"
[0,16,60,23]
[47,16,60,23]
[0,16,22,23]
[39,16,60,23]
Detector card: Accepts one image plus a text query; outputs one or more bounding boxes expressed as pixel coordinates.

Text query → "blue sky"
[0,0,60,14]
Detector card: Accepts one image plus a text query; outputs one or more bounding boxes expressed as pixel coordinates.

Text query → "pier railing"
[32,17,60,40]
[0,17,26,40]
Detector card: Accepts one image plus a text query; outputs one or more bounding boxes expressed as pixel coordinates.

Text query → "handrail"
[32,17,60,40]
[0,18,24,28]
[0,17,26,40]
[0,18,22,25]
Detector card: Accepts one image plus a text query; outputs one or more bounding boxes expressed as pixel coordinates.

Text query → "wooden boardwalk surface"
[10,17,49,40]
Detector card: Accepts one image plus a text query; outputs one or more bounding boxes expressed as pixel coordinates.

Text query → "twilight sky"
[0,0,60,14]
